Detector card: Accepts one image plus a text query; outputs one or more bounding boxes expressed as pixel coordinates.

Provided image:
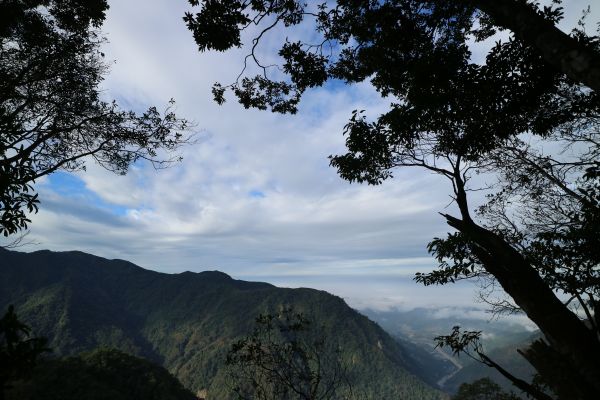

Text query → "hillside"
[7,349,197,400]
[443,334,537,394]
[0,248,444,399]
[363,305,538,395]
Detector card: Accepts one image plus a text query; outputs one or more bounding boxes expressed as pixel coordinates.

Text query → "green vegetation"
[6,349,196,400]
[0,305,49,400]
[445,334,538,394]
[226,308,355,400]
[362,307,537,390]
[0,248,444,399]
[435,327,551,400]
[452,378,519,400]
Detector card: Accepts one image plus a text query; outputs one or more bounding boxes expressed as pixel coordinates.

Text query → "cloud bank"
[19,0,599,312]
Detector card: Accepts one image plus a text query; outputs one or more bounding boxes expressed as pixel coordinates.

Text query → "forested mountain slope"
[0,248,444,399]
[7,349,197,400]
[443,334,537,394]
[363,307,537,393]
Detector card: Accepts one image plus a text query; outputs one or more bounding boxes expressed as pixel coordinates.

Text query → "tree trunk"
[471,0,600,92]
[444,172,600,398]
[519,339,599,400]
[442,213,600,398]
[477,351,553,400]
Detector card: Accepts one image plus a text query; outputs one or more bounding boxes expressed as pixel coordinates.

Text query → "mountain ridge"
[0,248,445,399]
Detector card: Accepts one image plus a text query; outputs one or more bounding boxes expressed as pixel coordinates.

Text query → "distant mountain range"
[363,304,538,394]
[0,248,445,399]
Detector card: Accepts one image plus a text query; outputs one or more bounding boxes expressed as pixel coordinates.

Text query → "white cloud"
[22,0,599,314]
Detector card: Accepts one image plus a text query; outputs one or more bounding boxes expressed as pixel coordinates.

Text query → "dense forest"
[6,349,196,400]
[0,248,443,399]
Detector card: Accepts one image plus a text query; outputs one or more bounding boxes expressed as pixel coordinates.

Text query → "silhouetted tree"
[0,305,49,400]
[0,0,191,236]
[419,126,600,399]
[5,349,196,400]
[452,378,519,400]
[226,307,354,400]
[184,1,600,399]
[436,327,553,400]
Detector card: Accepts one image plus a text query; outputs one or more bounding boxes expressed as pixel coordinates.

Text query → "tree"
[417,115,600,399]
[452,378,519,400]
[436,327,552,400]
[184,1,600,399]
[0,305,49,400]
[6,349,197,400]
[468,0,600,92]
[0,0,191,236]
[225,308,355,400]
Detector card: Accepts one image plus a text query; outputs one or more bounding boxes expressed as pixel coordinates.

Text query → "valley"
[362,308,537,393]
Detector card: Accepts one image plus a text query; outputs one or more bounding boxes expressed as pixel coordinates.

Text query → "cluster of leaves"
[415,232,483,285]
[0,0,190,235]
[184,1,591,156]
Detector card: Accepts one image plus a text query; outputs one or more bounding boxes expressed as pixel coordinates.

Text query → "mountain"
[362,305,538,394]
[0,248,444,399]
[362,308,535,352]
[7,349,197,400]
[443,333,537,394]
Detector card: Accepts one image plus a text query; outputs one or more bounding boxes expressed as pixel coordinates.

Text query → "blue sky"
[16,0,599,316]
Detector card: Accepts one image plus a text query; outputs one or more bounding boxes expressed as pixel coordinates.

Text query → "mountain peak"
[179,270,233,282]
[195,270,231,279]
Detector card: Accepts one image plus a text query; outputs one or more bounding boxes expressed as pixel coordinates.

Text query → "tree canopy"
[0,305,49,400]
[6,349,196,400]
[226,308,355,400]
[452,378,519,400]
[0,0,190,236]
[184,1,600,399]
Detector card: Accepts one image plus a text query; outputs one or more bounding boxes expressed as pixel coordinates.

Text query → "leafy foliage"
[6,349,196,400]
[0,0,190,235]
[183,1,597,149]
[452,378,519,400]
[435,327,553,400]
[443,332,538,394]
[0,305,49,397]
[226,308,354,400]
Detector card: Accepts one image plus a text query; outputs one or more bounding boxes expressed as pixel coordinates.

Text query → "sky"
[14,0,599,315]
